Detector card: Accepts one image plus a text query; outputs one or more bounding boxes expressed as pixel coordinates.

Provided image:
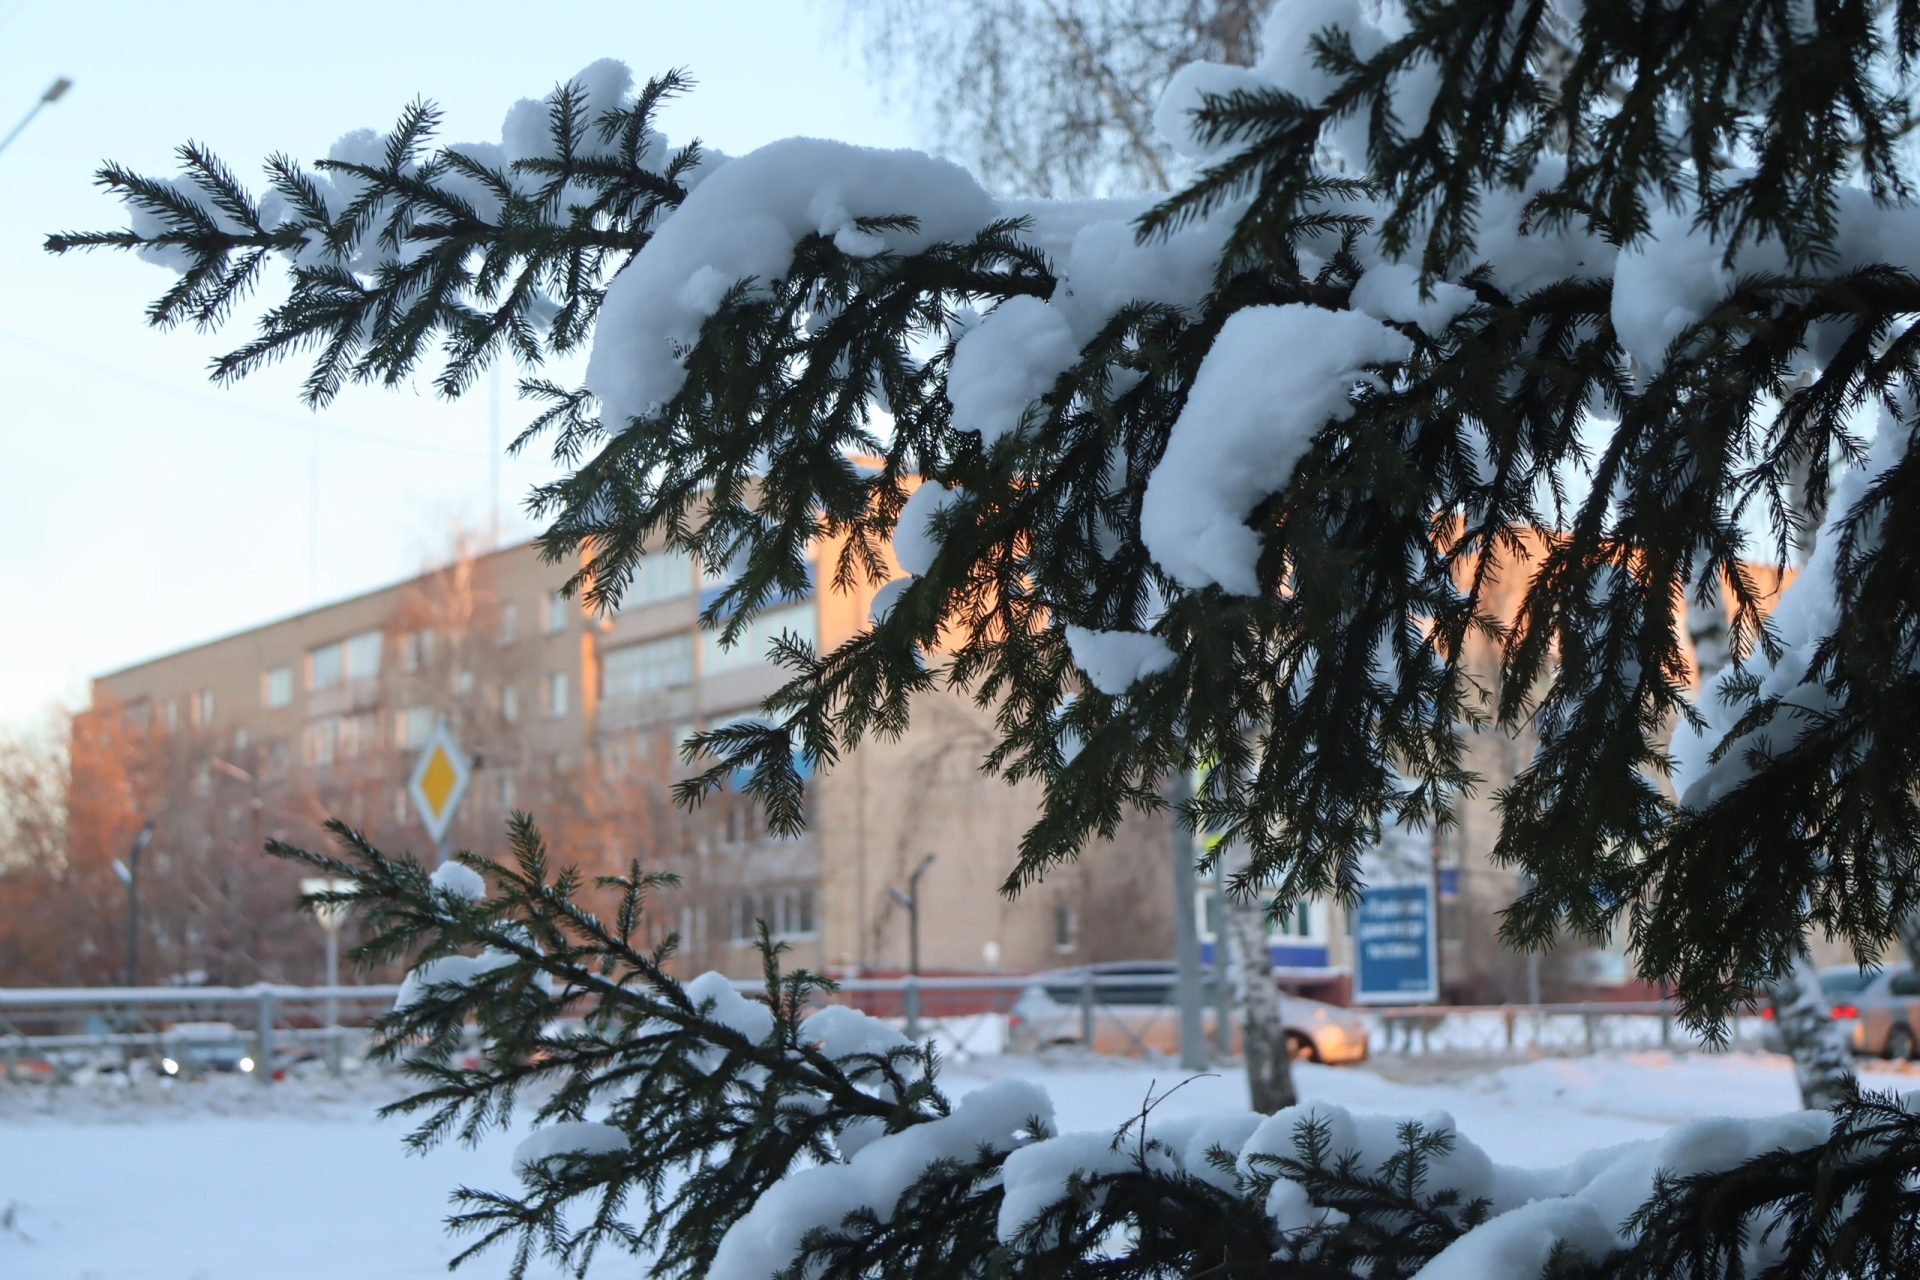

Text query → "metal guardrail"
[0,984,402,1082]
[0,979,1779,1081]
[1357,1001,1774,1057]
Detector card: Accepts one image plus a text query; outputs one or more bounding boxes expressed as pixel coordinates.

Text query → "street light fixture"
[0,78,74,158]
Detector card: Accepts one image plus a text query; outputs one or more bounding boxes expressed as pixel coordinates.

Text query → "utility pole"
[488,363,502,548]
[1170,768,1208,1070]
[0,78,72,158]
[113,821,154,987]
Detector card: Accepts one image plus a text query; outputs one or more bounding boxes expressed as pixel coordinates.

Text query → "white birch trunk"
[1219,839,1296,1113]
[1768,950,1855,1111]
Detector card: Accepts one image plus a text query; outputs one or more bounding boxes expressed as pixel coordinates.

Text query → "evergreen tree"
[52,0,1920,1033]
[272,815,1920,1280]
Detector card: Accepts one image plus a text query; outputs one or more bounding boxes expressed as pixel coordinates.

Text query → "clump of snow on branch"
[586,139,998,425]
[394,950,517,1008]
[1064,625,1176,694]
[947,296,1078,443]
[891,480,959,577]
[707,1078,1052,1280]
[513,1121,629,1171]
[682,969,776,1042]
[1140,304,1412,594]
[429,860,486,902]
[997,1129,1149,1242]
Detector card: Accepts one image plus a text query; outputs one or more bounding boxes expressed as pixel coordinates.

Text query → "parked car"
[1758,964,1919,1059]
[1837,964,1920,1059]
[158,1021,254,1078]
[1007,961,1369,1064]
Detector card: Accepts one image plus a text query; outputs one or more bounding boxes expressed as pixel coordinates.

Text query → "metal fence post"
[903,974,921,1041]
[325,931,342,1077]
[1582,1002,1595,1054]
[1080,969,1096,1050]
[255,987,274,1085]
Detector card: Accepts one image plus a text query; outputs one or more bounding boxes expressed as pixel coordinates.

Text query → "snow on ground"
[2,1052,1913,1278]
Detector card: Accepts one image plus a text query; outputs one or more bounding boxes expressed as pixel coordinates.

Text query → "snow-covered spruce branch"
[274,817,1920,1280]
[54,4,1920,1034]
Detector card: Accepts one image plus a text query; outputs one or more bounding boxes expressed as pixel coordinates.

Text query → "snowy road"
[2,1051,1911,1278]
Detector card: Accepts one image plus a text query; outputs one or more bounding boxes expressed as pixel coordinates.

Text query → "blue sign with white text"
[1353,882,1437,1004]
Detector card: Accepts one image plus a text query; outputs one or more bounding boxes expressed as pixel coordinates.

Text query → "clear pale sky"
[0,1,915,729]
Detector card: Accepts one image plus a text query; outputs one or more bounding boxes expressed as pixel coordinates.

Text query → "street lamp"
[888,853,937,977]
[301,878,353,1076]
[112,821,154,988]
[0,78,73,157]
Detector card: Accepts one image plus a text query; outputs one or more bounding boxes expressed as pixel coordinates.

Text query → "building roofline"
[93,537,549,685]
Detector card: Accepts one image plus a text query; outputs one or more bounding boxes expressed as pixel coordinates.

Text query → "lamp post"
[301,877,353,1075]
[0,78,73,157]
[889,854,936,1041]
[888,853,936,976]
[112,821,154,987]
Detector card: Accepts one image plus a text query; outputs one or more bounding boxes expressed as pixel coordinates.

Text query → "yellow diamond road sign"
[407,718,470,846]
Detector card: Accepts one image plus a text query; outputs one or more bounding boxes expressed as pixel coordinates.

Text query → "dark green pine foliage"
[272,823,1920,1280]
[46,2,1920,1035]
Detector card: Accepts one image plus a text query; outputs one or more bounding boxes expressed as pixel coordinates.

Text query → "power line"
[0,326,489,459]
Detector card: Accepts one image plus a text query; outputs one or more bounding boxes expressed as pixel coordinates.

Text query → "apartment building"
[89,537,1183,985]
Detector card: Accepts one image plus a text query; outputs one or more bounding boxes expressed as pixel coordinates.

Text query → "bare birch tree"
[844,0,1273,197]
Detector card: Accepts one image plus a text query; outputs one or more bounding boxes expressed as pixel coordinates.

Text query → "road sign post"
[407,719,471,865]
[1351,883,1439,1005]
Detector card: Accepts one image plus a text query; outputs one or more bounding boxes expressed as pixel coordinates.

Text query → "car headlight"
[238,1056,255,1073]
[161,1057,179,1075]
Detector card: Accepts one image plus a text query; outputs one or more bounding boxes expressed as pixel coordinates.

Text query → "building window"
[782,887,816,936]
[701,602,818,675]
[345,631,382,679]
[547,671,569,718]
[730,888,817,945]
[163,700,179,734]
[263,666,293,709]
[308,641,344,691]
[400,632,420,672]
[1053,903,1077,953]
[732,894,759,944]
[619,549,696,611]
[396,705,434,749]
[233,727,249,752]
[338,711,378,759]
[1269,900,1315,939]
[498,774,516,809]
[420,628,436,667]
[303,717,339,766]
[545,591,569,634]
[499,603,518,646]
[453,669,475,696]
[500,684,518,724]
[601,633,695,704]
[191,689,214,727]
